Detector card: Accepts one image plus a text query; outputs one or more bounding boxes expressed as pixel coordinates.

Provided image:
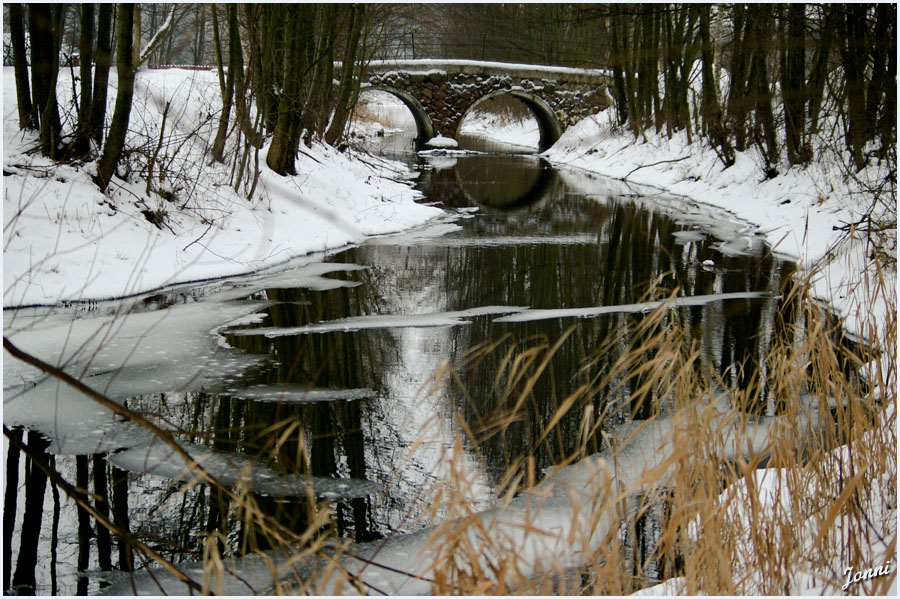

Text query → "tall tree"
[210,3,239,164]
[95,4,135,192]
[726,4,752,151]
[28,3,63,156]
[71,3,96,157]
[325,4,367,146]
[746,4,778,175]
[804,4,834,143]
[698,4,734,167]
[781,4,808,165]
[865,3,894,159]
[89,4,114,146]
[38,5,65,159]
[266,8,303,175]
[608,5,629,125]
[9,4,33,130]
[839,4,869,171]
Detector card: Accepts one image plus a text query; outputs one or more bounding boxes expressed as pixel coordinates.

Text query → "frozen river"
[3,137,798,594]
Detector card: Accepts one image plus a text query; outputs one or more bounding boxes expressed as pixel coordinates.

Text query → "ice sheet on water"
[232,384,376,403]
[3,299,269,453]
[494,291,772,323]
[710,236,767,257]
[200,261,368,303]
[108,438,381,499]
[672,229,707,244]
[364,221,465,246]
[227,305,529,337]
[3,377,156,455]
[391,233,601,248]
[3,300,268,389]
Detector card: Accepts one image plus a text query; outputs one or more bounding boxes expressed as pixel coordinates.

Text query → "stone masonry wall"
[365,68,612,140]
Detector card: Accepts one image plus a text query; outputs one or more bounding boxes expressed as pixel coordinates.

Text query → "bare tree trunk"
[71,3,95,158]
[9,4,33,129]
[210,4,226,98]
[747,4,778,175]
[325,4,366,146]
[878,5,896,158]
[865,3,892,156]
[267,8,303,175]
[608,6,629,125]
[805,5,833,142]
[781,4,808,165]
[839,5,869,171]
[131,3,141,68]
[726,4,751,151]
[95,4,135,192]
[699,4,734,167]
[28,4,56,138]
[90,4,114,146]
[38,5,64,159]
[210,4,238,163]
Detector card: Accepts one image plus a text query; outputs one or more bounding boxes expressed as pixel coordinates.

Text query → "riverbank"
[3,68,444,307]
[544,114,896,338]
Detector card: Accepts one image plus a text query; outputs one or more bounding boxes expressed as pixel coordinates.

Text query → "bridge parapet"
[361,59,613,150]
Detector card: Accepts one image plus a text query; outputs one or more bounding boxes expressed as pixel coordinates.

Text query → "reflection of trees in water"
[222,275,388,545]
[4,430,131,595]
[439,196,795,487]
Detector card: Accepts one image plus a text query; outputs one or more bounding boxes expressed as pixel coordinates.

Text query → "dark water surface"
[3,139,795,594]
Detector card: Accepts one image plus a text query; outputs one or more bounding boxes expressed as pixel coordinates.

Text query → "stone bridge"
[361,59,613,150]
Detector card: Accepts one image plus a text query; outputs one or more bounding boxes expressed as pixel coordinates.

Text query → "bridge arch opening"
[457,90,562,152]
[354,86,434,149]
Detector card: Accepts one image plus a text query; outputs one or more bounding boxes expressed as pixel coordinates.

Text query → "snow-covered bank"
[544,115,896,337]
[458,110,539,150]
[3,68,444,307]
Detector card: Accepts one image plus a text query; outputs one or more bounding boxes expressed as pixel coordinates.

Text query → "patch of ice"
[108,439,381,499]
[232,384,376,403]
[227,305,529,337]
[494,291,772,323]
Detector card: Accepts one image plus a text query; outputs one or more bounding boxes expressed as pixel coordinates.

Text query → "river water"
[3,133,796,594]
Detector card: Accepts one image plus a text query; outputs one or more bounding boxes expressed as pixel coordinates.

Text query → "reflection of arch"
[366,86,434,148]
[453,157,559,210]
[458,90,563,152]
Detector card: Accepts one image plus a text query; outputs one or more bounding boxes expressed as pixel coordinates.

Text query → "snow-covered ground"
[458,109,539,150]
[3,68,444,307]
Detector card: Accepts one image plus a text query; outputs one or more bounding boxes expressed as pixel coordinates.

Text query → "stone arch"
[457,90,563,152]
[364,86,434,148]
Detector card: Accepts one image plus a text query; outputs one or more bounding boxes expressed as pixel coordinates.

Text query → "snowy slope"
[3,67,444,307]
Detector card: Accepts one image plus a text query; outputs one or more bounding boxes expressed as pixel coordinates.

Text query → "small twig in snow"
[623,155,691,180]
[183,222,215,252]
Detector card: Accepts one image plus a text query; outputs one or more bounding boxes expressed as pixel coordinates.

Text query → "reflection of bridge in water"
[362,59,613,150]
[418,155,562,210]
